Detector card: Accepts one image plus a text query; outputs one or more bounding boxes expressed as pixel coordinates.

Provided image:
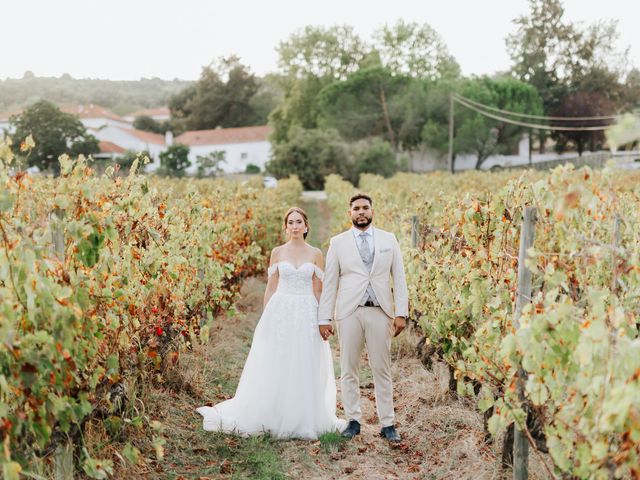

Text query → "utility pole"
[448,93,454,174]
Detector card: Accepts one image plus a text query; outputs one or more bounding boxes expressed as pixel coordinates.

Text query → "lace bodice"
[267,261,323,296]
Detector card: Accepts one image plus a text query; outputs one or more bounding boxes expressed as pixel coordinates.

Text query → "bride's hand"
[319,325,334,341]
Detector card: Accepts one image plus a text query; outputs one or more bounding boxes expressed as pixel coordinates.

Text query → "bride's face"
[286,211,306,240]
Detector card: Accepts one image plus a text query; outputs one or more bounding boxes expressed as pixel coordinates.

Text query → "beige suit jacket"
[318,227,409,321]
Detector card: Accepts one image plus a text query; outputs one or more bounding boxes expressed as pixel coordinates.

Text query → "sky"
[2,0,638,81]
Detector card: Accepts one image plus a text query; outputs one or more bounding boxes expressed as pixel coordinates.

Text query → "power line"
[453,94,619,122]
[453,95,615,131]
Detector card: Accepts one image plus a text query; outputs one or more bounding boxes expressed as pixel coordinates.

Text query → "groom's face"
[349,199,373,229]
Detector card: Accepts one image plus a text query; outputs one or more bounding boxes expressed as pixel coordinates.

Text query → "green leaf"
[526,375,549,405]
[106,355,119,375]
[487,412,508,436]
[478,394,494,412]
[0,190,15,212]
[122,443,141,465]
[83,457,114,480]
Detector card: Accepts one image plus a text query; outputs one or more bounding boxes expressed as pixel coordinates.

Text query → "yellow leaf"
[2,461,22,480]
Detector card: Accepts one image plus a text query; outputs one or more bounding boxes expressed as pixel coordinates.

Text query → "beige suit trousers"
[338,305,394,427]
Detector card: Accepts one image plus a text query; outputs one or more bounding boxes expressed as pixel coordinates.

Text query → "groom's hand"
[319,324,334,341]
[393,316,406,337]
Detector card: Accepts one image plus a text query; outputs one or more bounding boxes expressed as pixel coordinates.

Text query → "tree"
[0,74,190,114]
[10,100,99,174]
[276,25,369,81]
[372,20,460,80]
[133,115,170,134]
[317,67,410,148]
[196,150,226,178]
[267,127,350,190]
[621,68,640,112]
[552,91,613,155]
[269,75,329,143]
[168,84,196,133]
[270,25,372,144]
[467,77,542,169]
[506,0,629,152]
[248,74,284,125]
[420,79,459,158]
[423,77,543,170]
[245,163,261,174]
[158,143,190,177]
[351,138,399,184]
[271,22,462,147]
[394,78,447,151]
[170,56,261,131]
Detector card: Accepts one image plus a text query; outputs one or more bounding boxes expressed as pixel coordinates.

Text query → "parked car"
[263,176,278,188]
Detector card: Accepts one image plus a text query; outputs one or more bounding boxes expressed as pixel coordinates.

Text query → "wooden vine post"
[51,208,66,260]
[411,215,419,248]
[512,206,537,480]
[50,208,74,479]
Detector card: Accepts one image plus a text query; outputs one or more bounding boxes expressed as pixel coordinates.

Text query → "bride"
[196,207,346,439]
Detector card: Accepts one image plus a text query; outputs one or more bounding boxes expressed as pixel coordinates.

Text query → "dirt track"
[141,195,550,479]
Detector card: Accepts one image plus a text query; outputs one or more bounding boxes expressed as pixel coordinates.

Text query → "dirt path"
[138,195,549,480]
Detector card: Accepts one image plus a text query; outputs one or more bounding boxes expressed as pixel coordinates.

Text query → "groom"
[318,193,408,443]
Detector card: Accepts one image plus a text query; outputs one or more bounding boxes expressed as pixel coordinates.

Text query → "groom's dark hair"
[349,193,372,207]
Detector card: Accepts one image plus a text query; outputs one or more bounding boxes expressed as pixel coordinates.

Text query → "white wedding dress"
[196,261,346,439]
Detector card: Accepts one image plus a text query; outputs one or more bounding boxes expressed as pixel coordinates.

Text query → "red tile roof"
[99,141,126,154]
[0,109,22,121]
[0,104,125,123]
[175,125,272,146]
[60,104,125,122]
[120,127,165,145]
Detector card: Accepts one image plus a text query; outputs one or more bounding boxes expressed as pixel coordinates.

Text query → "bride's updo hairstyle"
[283,207,310,239]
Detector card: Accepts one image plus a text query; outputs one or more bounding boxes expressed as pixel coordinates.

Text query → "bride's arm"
[263,248,280,308]
[312,249,324,302]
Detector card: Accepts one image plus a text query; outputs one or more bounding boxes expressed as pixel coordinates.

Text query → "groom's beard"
[352,216,372,228]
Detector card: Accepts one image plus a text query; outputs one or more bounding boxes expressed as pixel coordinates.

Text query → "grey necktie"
[359,232,371,266]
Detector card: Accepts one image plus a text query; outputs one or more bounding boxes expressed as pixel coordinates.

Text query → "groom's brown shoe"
[380,425,401,443]
[341,420,361,439]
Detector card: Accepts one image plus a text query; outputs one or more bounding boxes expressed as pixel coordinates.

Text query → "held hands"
[319,324,334,341]
[393,316,406,337]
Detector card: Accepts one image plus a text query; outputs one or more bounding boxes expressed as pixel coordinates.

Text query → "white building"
[175,125,272,174]
[90,126,166,170]
[59,104,132,130]
[1,103,275,175]
[0,103,133,145]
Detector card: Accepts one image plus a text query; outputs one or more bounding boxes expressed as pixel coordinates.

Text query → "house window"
[240,152,248,160]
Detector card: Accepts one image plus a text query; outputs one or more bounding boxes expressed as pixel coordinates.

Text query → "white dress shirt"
[352,225,374,256]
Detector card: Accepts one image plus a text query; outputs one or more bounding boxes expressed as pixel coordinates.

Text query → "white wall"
[407,136,597,172]
[0,118,131,139]
[185,140,271,174]
[93,126,164,171]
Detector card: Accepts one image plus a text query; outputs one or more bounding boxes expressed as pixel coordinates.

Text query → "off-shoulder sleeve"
[313,265,324,281]
[267,263,279,278]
